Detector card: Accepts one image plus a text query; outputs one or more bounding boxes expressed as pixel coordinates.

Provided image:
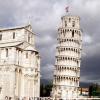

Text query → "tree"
[89,83,100,97]
[40,83,53,97]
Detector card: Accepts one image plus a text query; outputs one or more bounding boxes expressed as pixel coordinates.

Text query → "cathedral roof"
[0,41,38,53]
[0,41,22,48]
[0,24,31,32]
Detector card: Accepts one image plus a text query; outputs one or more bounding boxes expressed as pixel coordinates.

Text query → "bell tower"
[52,15,82,99]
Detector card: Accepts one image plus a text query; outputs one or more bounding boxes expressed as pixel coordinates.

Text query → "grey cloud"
[0,0,100,83]
[81,54,100,83]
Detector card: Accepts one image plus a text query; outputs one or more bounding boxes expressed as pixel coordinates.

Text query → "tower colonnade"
[52,15,82,99]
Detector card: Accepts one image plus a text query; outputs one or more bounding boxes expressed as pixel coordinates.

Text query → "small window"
[6,48,8,57]
[69,18,71,22]
[13,32,15,39]
[26,52,28,58]
[72,21,75,27]
[28,35,30,42]
[72,30,74,37]
[77,61,79,65]
[0,87,2,93]
[0,34,2,40]
[65,21,67,27]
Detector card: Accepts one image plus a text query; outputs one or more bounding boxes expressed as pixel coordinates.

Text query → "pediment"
[24,45,36,51]
[17,42,36,51]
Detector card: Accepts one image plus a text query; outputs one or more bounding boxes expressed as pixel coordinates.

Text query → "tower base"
[51,86,79,99]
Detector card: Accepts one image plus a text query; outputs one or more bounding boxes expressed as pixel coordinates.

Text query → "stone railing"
[15,97,100,100]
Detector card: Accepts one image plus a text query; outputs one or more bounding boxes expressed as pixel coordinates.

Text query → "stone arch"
[15,68,18,72]
[65,57,67,60]
[72,77,74,81]
[69,18,71,22]
[72,30,74,37]
[77,61,79,65]
[79,31,81,36]
[5,96,8,100]
[76,49,78,53]
[69,77,71,80]
[60,67,62,71]
[57,76,60,81]
[69,39,71,42]
[69,67,71,70]
[71,48,73,51]
[67,67,69,70]
[74,78,76,82]
[74,48,76,51]
[65,29,66,33]
[60,48,62,52]
[63,29,64,33]
[72,68,74,71]
[66,77,68,80]
[62,67,64,71]
[19,69,22,74]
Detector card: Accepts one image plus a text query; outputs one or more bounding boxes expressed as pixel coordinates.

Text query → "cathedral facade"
[52,15,82,99]
[0,25,40,100]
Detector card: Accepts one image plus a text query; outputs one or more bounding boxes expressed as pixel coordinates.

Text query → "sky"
[0,0,100,84]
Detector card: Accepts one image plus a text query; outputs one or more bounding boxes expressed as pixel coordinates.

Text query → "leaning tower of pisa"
[52,15,82,99]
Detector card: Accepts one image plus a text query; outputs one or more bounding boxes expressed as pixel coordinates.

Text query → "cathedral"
[0,24,40,100]
[52,15,82,99]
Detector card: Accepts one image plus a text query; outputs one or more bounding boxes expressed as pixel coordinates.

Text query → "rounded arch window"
[72,21,75,27]
[65,29,66,33]
[13,32,15,39]
[63,29,64,33]
[69,18,71,22]
[65,57,67,60]
[72,30,74,37]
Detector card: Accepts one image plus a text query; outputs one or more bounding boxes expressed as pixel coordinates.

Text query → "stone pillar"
[15,68,19,98]
[18,69,22,98]
[20,71,24,98]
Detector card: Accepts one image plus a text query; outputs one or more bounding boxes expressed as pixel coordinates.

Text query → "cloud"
[41,64,54,79]
[0,0,100,84]
[83,34,93,44]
